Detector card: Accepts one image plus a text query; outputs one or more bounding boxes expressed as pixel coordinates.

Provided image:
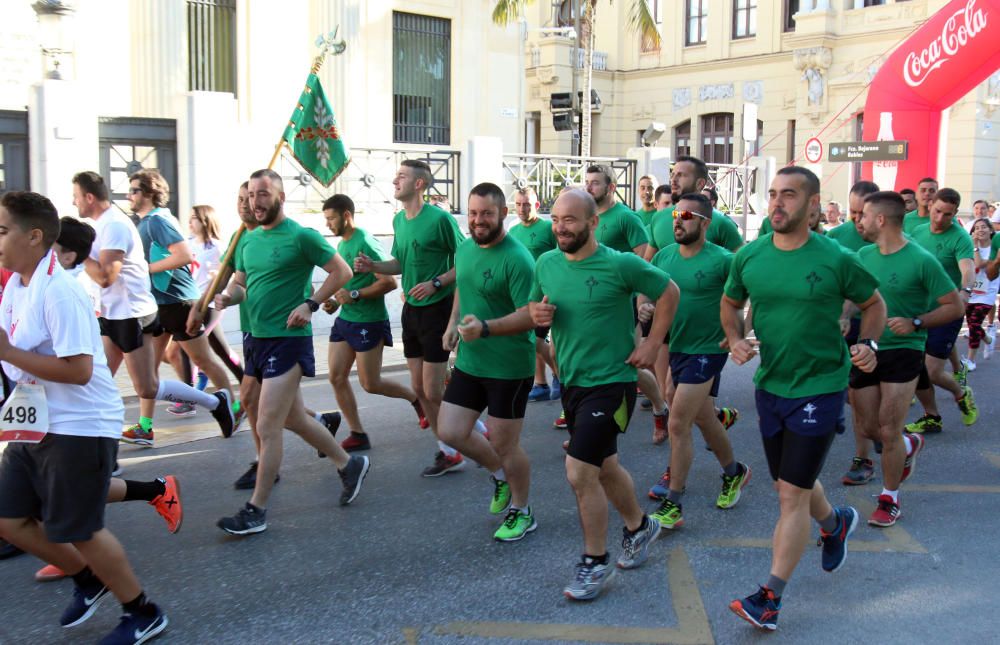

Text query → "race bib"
[0,383,49,443]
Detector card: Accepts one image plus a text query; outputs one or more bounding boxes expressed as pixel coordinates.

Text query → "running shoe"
[868,495,901,527]
[490,476,511,514]
[340,432,371,452]
[217,503,267,536]
[962,358,977,372]
[640,398,653,410]
[841,457,875,486]
[553,410,568,430]
[165,402,196,417]
[61,581,111,627]
[233,405,246,432]
[99,605,168,644]
[648,468,671,500]
[210,390,236,438]
[717,407,740,429]
[954,362,969,388]
[617,515,661,569]
[35,564,66,581]
[317,411,343,458]
[494,507,537,542]
[651,498,684,530]
[901,432,924,483]
[196,371,209,391]
[984,338,995,359]
[527,383,551,402]
[421,451,465,477]
[819,506,859,572]
[121,424,154,447]
[957,386,978,425]
[717,463,752,509]
[563,558,615,601]
[550,377,562,400]
[338,455,370,506]
[905,414,942,434]
[652,411,668,445]
[149,476,182,534]
[730,586,781,631]
[0,539,23,560]
[413,400,429,429]
[111,461,123,477]
[233,461,280,490]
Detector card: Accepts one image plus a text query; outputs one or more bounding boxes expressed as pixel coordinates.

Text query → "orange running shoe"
[35,564,66,582]
[150,476,183,534]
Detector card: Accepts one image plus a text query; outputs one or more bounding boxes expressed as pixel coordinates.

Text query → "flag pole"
[197,28,347,316]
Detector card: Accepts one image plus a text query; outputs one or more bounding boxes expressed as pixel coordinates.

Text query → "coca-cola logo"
[903,0,988,88]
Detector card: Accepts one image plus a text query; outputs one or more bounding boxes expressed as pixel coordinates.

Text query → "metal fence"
[501,153,637,213]
[707,161,758,223]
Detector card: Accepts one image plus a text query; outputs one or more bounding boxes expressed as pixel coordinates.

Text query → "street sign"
[828,140,908,162]
[804,137,823,164]
[742,103,758,142]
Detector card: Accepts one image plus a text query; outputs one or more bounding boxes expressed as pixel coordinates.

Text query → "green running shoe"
[717,463,751,509]
[905,414,942,434]
[494,507,537,542]
[651,498,684,529]
[490,476,511,515]
[954,363,968,388]
[957,386,978,426]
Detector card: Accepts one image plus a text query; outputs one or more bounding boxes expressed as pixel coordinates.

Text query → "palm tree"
[493,0,661,158]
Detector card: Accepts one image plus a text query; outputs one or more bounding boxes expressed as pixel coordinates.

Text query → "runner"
[636,175,658,227]
[214,169,369,535]
[654,184,673,211]
[642,193,751,531]
[899,188,917,214]
[322,193,421,452]
[902,177,938,235]
[438,182,537,541]
[906,188,978,434]
[723,166,886,631]
[508,188,559,403]
[829,181,878,352]
[353,159,464,477]
[847,191,962,526]
[964,217,999,370]
[825,201,843,227]
[71,171,235,445]
[0,191,168,642]
[530,188,679,600]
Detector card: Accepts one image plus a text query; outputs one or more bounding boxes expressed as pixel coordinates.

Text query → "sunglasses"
[129,188,143,195]
[674,209,709,221]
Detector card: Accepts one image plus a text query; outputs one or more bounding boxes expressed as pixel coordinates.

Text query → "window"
[675,120,691,159]
[393,12,451,145]
[686,0,708,45]
[651,0,661,23]
[787,119,797,164]
[186,0,237,93]
[784,0,799,32]
[733,0,757,39]
[557,0,579,27]
[640,1,661,52]
[853,112,864,185]
[701,113,734,164]
[749,119,764,157]
[863,0,887,6]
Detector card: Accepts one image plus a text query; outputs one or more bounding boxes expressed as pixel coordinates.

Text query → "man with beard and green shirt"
[438,183,537,542]
[530,188,680,601]
[641,193,750,531]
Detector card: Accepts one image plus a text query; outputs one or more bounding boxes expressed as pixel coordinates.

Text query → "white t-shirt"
[89,207,158,320]
[188,237,222,295]
[971,246,1000,305]
[1,254,124,439]
[67,265,101,316]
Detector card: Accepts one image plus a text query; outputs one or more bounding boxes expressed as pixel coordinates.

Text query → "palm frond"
[492,0,531,26]
[626,0,661,49]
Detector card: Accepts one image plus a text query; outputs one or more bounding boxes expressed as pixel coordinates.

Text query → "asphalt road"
[1,350,998,644]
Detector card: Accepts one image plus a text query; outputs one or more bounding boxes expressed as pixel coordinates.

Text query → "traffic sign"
[804,137,823,164]
[828,140,908,162]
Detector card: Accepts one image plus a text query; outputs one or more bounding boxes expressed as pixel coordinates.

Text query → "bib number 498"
[3,405,37,425]
[0,383,48,444]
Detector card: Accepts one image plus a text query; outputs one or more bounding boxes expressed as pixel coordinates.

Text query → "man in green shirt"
[723,166,886,631]
[906,188,978,434]
[530,188,679,601]
[636,174,658,227]
[644,193,750,532]
[829,181,879,352]
[215,169,369,536]
[354,160,466,477]
[437,183,538,542]
[849,191,963,527]
[901,177,938,235]
[322,194,422,453]
[509,188,559,402]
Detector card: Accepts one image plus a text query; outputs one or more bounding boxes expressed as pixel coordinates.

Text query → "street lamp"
[32,0,76,80]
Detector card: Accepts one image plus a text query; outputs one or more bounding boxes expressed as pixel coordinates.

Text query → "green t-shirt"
[454,236,535,380]
[637,207,657,228]
[858,242,955,351]
[224,229,252,332]
[508,217,557,260]
[391,204,463,307]
[594,202,649,253]
[650,242,733,355]
[648,206,743,253]
[909,222,974,288]
[337,227,390,323]
[826,220,871,252]
[756,216,772,239]
[531,245,670,388]
[902,210,931,236]
[234,217,336,338]
[723,232,879,398]
[988,232,1000,260]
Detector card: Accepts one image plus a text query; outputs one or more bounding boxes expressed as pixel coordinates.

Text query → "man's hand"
[626,339,659,370]
[728,338,758,365]
[214,292,233,311]
[353,252,374,274]
[457,315,483,342]
[960,290,971,304]
[408,280,438,301]
[839,317,851,337]
[637,302,655,324]
[286,303,312,329]
[529,296,555,327]
[185,305,206,337]
[442,326,460,352]
[333,289,352,305]
[849,344,877,373]
[887,317,915,336]
[322,299,339,315]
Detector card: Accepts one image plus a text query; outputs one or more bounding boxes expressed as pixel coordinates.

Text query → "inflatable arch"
[862,0,1000,191]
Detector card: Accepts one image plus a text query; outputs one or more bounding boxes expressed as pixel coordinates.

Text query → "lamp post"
[32,0,76,80]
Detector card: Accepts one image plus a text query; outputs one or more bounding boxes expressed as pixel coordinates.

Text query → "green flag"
[282,73,349,186]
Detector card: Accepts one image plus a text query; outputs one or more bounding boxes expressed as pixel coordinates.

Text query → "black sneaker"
[819,506,859,572]
[233,462,280,490]
[61,582,111,627]
[317,411,342,458]
[99,605,168,644]
[210,390,236,438]
[0,538,24,560]
[338,455,371,506]
[217,503,267,535]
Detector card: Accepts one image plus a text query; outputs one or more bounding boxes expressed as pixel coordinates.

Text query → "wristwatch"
[350,289,361,302]
[481,319,491,338]
[431,277,443,290]
[962,287,973,295]
[857,338,878,351]
[912,317,923,329]
[304,298,320,312]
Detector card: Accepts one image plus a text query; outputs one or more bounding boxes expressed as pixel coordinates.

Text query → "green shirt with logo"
[531,245,670,388]
[723,232,879,398]
[637,207,657,228]
[337,227,390,323]
[594,202,649,253]
[648,206,743,253]
[391,203,463,307]
[508,217,557,260]
[909,222,974,288]
[826,220,871,252]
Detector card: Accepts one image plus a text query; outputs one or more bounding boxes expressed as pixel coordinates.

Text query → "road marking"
[401,627,419,644]
[118,449,216,467]
[432,547,713,644]
[906,484,1000,494]
[984,452,1000,470]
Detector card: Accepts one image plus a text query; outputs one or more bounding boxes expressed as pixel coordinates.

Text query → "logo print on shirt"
[694,269,707,289]
[805,271,822,295]
[889,272,900,286]
[802,402,818,424]
[585,276,599,299]
[482,269,494,291]
[270,248,281,262]
[529,231,537,243]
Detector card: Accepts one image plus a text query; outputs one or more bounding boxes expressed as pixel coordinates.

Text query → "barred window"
[393,12,451,146]
[187,0,236,94]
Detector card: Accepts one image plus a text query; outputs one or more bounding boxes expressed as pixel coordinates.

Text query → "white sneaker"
[984,339,994,360]
[963,358,977,372]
